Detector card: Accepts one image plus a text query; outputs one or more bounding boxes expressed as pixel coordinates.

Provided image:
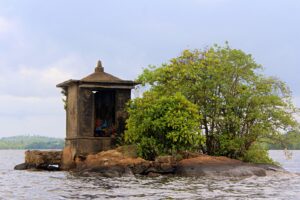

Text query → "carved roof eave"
[56,79,138,90]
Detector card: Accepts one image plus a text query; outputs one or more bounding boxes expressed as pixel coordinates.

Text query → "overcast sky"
[0,0,299,138]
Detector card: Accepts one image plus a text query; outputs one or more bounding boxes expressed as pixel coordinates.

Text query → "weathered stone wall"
[66,84,79,139]
[60,145,76,170]
[78,88,94,137]
[68,137,112,155]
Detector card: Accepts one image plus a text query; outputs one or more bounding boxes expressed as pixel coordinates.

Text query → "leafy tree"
[136,43,299,161]
[125,92,205,160]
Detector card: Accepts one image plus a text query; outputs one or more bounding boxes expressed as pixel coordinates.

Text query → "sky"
[0,0,299,138]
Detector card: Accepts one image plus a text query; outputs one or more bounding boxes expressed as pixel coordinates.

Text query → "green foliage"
[125,92,205,160]
[0,135,64,149]
[25,141,64,149]
[137,137,163,160]
[136,43,299,162]
[263,131,300,150]
[242,143,277,165]
[218,134,245,158]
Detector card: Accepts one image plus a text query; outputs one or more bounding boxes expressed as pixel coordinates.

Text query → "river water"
[0,150,299,200]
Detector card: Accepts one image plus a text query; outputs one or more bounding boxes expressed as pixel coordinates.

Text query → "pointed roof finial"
[95,60,104,72]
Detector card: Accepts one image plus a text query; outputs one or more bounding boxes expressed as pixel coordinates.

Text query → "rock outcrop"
[176,155,267,177]
[75,146,151,177]
[15,150,61,171]
[15,147,285,177]
[72,147,282,177]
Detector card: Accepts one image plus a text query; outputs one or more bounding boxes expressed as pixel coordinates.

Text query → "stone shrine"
[57,60,136,156]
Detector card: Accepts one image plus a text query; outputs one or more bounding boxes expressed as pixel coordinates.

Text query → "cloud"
[0,16,21,44]
[0,17,14,33]
[0,15,89,137]
[19,65,72,86]
[0,55,86,137]
[191,0,230,5]
[0,115,65,138]
[0,95,64,119]
[0,55,86,98]
[0,95,65,137]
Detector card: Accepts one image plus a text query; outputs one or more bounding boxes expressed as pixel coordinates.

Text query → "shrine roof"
[57,60,137,88]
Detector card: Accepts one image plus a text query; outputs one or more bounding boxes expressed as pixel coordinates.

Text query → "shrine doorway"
[94,90,116,137]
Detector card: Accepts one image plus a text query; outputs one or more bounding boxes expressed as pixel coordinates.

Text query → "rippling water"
[0,150,299,200]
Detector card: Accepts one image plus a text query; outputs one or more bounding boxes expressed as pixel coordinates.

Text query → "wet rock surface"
[14,163,29,170]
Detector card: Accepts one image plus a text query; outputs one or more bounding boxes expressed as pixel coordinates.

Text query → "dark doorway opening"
[94,90,116,137]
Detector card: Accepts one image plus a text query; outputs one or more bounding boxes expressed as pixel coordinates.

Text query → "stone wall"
[78,88,94,137]
[66,84,79,138]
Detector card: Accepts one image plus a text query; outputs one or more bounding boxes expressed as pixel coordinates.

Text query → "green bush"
[217,134,245,158]
[242,143,276,165]
[137,137,163,160]
[125,92,205,160]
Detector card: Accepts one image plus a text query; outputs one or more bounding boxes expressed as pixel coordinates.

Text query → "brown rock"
[22,150,62,170]
[178,154,242,166]
[14,163,29,170]
[175,155,267,177]
[144,155,177,175]
[75,146,151,176]
[180,151,203,159]
[17,146,280,177]
[147,172,161,177]
[25,150,61,166]
[155,155,175,164]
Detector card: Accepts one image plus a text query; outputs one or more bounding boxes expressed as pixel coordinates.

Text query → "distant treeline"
[0,135,64,149]
[262,131,300,150]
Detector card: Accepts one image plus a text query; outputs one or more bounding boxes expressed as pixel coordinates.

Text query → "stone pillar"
[66,84,79,139]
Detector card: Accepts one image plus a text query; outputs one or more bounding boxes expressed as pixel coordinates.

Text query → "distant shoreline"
[0,135,64,150]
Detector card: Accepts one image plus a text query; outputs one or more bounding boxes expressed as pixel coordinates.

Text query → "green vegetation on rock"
[125,92,205,160]
[125,43,299,164]
[0,135,64,149]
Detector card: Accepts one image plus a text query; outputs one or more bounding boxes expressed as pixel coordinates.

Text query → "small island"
[15,44,299,177]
